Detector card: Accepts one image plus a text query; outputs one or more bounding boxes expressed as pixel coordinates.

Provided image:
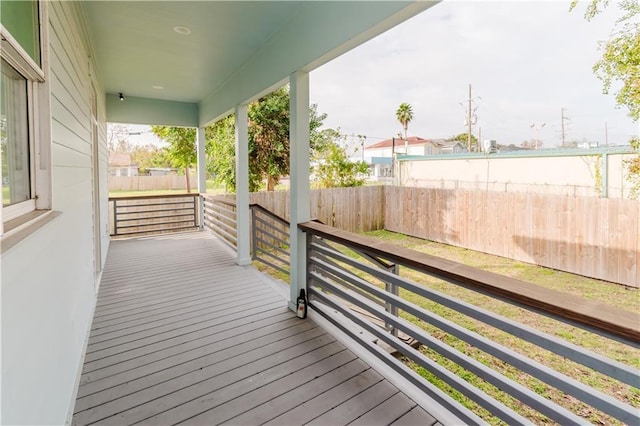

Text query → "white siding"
[1,1,108,424]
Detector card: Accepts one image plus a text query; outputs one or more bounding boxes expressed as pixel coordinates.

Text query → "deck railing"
[299,221,639,425]
[201,195,238,248]
[109,193,199,237]
[199,198,639,424]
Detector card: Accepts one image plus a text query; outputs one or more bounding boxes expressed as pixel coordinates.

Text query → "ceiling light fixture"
[119,93,124,101]
[173,26,191,35]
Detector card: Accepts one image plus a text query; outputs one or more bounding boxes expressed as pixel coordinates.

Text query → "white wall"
[1,2,108,424]
[398,151,634,198]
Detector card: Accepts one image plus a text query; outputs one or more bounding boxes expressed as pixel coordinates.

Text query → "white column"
[196,127,206,230]
[196,127,207,194]
[235,105,251,265]
[289,71,311,310]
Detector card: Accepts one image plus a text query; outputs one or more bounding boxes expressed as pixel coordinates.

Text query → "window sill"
[2,210,61,254]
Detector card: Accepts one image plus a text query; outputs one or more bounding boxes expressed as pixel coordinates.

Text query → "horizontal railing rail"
[250,203,291,277]
[299,220,640,425]
[109,193,199,237]
[201,195,237,249]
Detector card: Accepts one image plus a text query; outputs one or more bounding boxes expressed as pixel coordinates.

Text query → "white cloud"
[310,0,637,147]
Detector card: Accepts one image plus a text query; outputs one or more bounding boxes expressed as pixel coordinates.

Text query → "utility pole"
[561,108,570,147]
[478,127,482,152]
[467,83,473,152]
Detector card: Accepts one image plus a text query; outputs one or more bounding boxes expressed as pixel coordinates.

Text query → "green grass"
[256,229,639,424]
[109,180,228,197]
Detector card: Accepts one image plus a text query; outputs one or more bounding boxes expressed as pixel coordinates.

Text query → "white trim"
[0,25,44,82]
[1,1,52,232]
[2,200,36,223]
[34,0,52,210]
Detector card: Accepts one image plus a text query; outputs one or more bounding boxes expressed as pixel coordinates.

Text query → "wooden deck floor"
[72,231,440,426]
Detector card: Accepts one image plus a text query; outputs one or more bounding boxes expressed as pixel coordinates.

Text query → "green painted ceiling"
[83,1,437,126]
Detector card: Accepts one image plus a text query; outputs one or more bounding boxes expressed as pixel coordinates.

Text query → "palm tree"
[396,102,413,140]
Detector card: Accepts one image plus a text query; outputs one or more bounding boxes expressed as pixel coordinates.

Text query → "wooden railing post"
[385,264,400,337]
[250,205,257,260]
[113,199,119,236]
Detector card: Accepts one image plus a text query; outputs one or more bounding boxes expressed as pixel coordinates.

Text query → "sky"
[309,0,638,148]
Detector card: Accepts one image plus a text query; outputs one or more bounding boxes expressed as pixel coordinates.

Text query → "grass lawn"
[256,229,639,424]
[108,181,228,197]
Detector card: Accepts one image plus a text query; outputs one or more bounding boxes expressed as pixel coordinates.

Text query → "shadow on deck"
[72,231,440,425]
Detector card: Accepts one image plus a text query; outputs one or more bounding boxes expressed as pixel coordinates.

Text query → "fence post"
[113,199,118,236]
[250,206,257,260]
[385,264,400,337]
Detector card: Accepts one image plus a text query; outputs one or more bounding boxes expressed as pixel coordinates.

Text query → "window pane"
[0,1,41,66]
[1,59,31,206]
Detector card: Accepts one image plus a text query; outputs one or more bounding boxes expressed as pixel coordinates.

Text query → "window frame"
[0,1,51,237]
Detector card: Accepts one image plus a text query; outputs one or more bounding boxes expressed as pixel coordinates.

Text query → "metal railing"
[250,203,291,277]
[299,220,640,425]
[201,195,237,248]
[109,193,199,237]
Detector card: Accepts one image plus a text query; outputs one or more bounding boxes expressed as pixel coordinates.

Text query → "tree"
[130,144,171,174]
[247,86,326,191]
[107,123,131,153]
[203,89,327,193]
[150,126,196,192]
[571,0,639,121]
[396,103,414,140]
[449,133,478,146]
[572,0,639,197]
[205,115,237,193]
[312,128,369,188]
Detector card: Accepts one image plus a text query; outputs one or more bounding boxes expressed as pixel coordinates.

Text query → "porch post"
[289,71,310,310]
[196,127,206,193]
[235,104,251,265]
[196,127,206,229]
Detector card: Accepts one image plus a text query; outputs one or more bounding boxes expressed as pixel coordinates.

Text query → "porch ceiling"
[83,1,438,127]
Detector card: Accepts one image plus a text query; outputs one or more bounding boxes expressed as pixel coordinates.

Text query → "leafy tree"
[202,89,327,193]
[150,126,196,192]
[248,87,290,191]
[205,115,237,193]
[396,102,414,140]
[572,0,639,197]
[571,0,639,120]
[312,128,370,188]
[448,133,478,146]
[130,144,171,174]
[247,86,326,191]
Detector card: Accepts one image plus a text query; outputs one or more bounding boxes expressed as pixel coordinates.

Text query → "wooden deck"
[72,231,440,426]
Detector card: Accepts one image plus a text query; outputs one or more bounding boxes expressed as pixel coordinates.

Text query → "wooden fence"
[249,186,385,233]
[384,186,639,288]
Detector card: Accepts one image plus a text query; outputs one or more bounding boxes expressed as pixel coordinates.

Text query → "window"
[1,59,31,207]
[1,1,51,240]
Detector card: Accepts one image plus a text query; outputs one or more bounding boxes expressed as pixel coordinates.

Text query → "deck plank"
[306,380,399,425]
[349,392,417,426]
[390,406,438,426]
[222,358,371,425]
[72,231,446,426]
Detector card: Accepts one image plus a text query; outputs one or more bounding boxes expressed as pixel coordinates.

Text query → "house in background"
[0,1,437,424]
[107,152,138,177]
[364,136,466,179]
